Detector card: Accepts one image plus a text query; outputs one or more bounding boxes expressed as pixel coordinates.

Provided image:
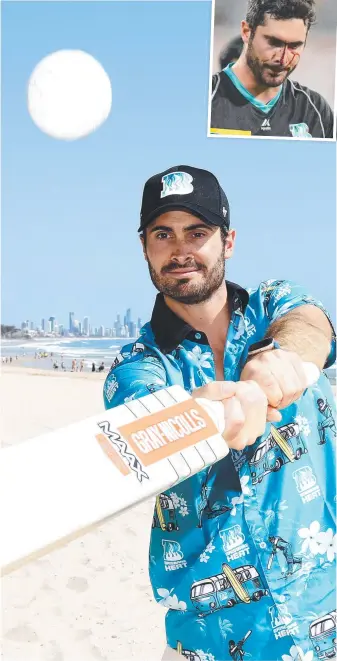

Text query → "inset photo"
[208,0,336,139]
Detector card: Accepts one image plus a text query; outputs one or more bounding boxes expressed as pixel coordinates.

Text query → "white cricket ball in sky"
[27,49,112,140]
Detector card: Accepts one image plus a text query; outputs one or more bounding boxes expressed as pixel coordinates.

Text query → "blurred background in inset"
[212,0,336,109]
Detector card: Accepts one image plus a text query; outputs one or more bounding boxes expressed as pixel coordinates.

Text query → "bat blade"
[242,629,252,643]
[0,385,228,576]
[1,361,319,576]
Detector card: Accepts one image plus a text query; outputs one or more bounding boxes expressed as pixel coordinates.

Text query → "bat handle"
[303,361,320,387]
[195,398,226,435]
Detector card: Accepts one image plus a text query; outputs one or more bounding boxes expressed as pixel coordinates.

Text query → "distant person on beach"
[98,362,105,372]
[103,164,336,661]
[61,361,66,371]
[92,362,96,372]
[210,0,334,138]
[53,361,59,370]
[80,360,84,372]
[219,34,243,70]
[71,359,76,372]
[9,356,12,363]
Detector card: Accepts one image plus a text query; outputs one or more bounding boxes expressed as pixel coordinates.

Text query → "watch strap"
[247,338,280,357]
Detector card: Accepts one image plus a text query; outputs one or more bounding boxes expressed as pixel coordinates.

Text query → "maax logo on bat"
[96,400,218,482]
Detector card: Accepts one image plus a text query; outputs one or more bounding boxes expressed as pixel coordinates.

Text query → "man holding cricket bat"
[104,165,336,661]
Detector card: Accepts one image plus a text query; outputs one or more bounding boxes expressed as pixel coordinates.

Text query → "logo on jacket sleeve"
[289,123,312,138]
[161,172,194,198]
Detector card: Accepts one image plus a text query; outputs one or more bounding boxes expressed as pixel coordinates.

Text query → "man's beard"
[147,248,226,305]
[246,38,298,87]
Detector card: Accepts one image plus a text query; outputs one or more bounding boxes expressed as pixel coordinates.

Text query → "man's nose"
[279,45,288,65]
[274,45,293,67]
[170,242,194,262]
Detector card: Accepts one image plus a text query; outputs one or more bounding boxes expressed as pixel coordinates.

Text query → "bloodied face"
[244,15,307,87]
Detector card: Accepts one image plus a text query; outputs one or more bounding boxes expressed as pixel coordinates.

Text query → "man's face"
[242,16,307,87]
[141,211,235,305]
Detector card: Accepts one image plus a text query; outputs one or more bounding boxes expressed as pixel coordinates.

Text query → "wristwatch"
[247,337,281,358]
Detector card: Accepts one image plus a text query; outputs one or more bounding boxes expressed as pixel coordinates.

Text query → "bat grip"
[302,361,320,387]
[195,398,226,435]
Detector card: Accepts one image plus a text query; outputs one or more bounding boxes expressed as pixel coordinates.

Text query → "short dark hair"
[246,0,316,35]
[219,35,244,69]
[141,225,229,247]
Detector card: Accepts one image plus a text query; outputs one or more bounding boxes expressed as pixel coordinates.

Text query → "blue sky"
[2,0,336,329]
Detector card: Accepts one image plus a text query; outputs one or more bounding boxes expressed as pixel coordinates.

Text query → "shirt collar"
[150,281,249,354]
[224,63,283,114]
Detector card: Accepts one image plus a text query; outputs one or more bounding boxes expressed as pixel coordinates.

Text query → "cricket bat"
[242,630,252,643]
[0,362,319,577]
[230,630,252,656]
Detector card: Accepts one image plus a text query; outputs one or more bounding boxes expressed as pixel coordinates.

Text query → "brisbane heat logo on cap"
[161,171,194,199]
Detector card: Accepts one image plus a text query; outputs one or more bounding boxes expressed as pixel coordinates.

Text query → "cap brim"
[138,202,228,232]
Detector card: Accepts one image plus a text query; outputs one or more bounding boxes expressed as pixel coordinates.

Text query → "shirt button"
[195,332,201,340]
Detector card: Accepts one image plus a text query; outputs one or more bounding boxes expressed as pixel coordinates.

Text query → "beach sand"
[1,366,165,661]
[2,367,336,661]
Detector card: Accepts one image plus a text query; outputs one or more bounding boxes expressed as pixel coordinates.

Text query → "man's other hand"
[240,349,309,422]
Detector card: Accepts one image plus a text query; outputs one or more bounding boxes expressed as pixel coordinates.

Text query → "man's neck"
[231,57,282,103]
[164,282,230,350]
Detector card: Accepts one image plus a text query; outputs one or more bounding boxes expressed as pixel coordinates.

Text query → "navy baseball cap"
[138,165,230,232]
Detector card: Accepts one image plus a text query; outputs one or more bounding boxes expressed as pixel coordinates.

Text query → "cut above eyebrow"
[149,223,213,234]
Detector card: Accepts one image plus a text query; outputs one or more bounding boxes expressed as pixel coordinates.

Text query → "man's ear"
[139,233,148,261]
[224,229,236,260]
[241,19,251,45]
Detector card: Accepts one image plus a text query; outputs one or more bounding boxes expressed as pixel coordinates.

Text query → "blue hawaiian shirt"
[103,280,337,661]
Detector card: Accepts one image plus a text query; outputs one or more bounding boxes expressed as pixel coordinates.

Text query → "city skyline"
[16,306,143,339]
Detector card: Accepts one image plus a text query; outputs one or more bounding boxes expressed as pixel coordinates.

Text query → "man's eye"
[193,232,206,238]
[268,38,283,47]
[156,232,169,240]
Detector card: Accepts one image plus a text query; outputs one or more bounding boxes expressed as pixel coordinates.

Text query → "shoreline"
[1,337,126,373]
[1,354,110,374]
[0,364,107,379]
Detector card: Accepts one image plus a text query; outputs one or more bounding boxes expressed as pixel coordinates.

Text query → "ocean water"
[1,337,131,370]
[1,337,336,384]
